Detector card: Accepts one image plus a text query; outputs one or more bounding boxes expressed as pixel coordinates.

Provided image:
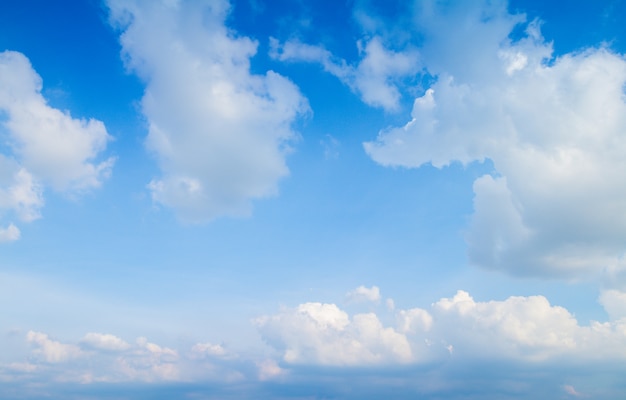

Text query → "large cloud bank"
[359,2,626,278]
[107,0,308,222]
[257,286,626,366]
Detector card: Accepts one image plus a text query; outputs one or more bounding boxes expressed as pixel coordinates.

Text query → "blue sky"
[1,0,626,398]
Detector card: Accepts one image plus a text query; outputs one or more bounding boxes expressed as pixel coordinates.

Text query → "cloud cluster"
[107,0,308,222]
[2,331,247,385]
[362,1,626,277]
[257,286,626,366]
[0,51,113,240]
[256,301,413,365]
[3,286,626,395]
[270,36,418,111]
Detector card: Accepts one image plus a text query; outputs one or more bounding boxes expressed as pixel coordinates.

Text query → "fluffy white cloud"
[0,51,113,239]
[191,342,228,358]
[0,156,43,224]
[270,36,418,111]
[598,289,626,321]
[345,285,381,303]
[81,333,130,352]
[9,331,241,384]
[116,337,179,382]
[0,51,114,192]
[258,288,626,366]
[0,223,20,242]
[26,331,83,363]
[107,0,308,222]
[256,302,413,365]
[363,1,626,277]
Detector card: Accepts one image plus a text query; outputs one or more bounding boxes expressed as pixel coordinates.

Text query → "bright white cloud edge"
[360,3,626,279]
[107,0,308,223]
[0,50,114,238]
[4,286,626,387]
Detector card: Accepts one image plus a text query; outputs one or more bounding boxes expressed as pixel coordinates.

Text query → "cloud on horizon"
[257,287,626,367]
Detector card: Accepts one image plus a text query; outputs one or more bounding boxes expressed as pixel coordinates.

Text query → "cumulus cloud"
[191,342,228,358]
[0,156,43,223]
[345,285,381,303]
[257,288,626,366]
[26,331,83,363]
[107,0,308,222]
[0,51,113,239]
[81,333,130,352]
[270,36,419,111]
[0,51,114,192]
[0,223,20,242]
[256,302,412,365]
[8,331,249,385]
[363,1,626,277]
[598,289,626,321]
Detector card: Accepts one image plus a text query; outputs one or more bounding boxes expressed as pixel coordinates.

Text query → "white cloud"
[107,0,308,222]
[117,337,180,382]
[81,333,130,352]
[0,223,20,242]
[256,302,413,366]
[0,51,114,193]
[256,359,286,381]
[431,290,578,361]
[258,288,626,366]
[363,2,626,277]
[13,332,191,384]
[270,36,418,111]
[345,285,381,303]
[26,331,83,363]
[0,51,113,239]
[598,289,626,321]
[396,307,433,334]
[0,156,43,223]
[191,342,227,358]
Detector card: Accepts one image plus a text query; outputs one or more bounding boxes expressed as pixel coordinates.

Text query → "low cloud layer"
[107,0,308,222]
[257,286,626,366]
[3,285,626,398]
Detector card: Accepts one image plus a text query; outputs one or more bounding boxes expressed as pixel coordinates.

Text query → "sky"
[1,0,626,398]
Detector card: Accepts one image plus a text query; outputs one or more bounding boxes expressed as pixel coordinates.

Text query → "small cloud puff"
[345,285,381,303]
[9,331,248,385]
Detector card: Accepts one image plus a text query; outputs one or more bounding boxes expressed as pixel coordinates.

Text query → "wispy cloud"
[270,36,419,111]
